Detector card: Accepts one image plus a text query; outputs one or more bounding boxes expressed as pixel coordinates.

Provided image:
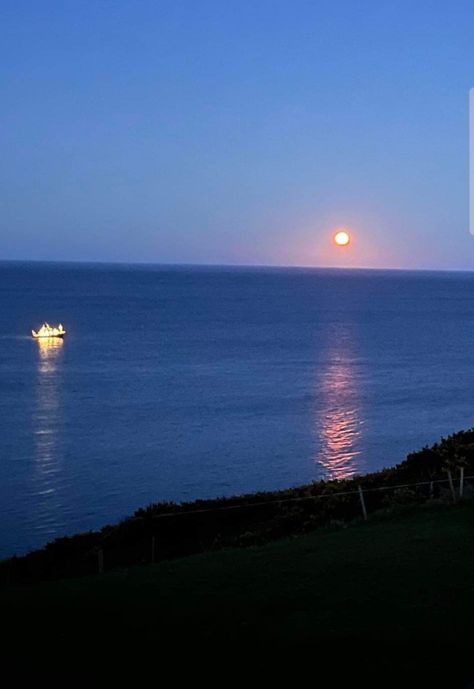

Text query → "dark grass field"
[3,501,474,686]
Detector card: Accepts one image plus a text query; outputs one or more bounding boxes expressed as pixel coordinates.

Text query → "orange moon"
[334,230,351,247]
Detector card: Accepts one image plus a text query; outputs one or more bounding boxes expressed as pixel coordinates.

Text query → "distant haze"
[1,1,474,270]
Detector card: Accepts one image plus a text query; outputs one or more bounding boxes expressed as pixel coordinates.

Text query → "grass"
[3,500,474,685]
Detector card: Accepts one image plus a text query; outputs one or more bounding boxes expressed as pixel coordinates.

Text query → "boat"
[31,323,66,339]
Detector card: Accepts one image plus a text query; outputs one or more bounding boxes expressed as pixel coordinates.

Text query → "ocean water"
[1,261,474,558]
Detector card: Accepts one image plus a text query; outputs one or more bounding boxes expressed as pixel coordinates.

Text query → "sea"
[1,261,474,558]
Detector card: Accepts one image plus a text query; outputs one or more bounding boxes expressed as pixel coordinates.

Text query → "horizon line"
[1,257,474,275]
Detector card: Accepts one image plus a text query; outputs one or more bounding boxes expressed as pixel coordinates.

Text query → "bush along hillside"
[2,428,474,586]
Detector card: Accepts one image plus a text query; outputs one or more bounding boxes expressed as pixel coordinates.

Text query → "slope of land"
[3,501,474,685]
[4,429,474,586]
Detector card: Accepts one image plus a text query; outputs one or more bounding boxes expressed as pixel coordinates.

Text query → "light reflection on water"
[32,339,64,527]
[3,264,474,559]
[315,333,363,481]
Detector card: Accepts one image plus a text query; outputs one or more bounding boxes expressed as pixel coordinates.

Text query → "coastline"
[2,428,473,587]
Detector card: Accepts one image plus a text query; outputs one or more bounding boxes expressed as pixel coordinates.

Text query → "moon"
[334,230,351,247]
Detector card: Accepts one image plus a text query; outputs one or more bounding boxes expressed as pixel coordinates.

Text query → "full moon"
[334,230,351,247]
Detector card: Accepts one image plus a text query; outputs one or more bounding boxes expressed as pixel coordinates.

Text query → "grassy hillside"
[4,428,474,586]
[3,500,474,686]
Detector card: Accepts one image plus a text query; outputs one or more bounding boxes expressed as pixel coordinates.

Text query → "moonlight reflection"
[315,336,363,480]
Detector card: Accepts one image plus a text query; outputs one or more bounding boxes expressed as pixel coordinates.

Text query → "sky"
[1,0,474,270]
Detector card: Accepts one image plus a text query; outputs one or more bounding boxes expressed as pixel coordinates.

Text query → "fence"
[2,470,472,586]
[130,471,470,521]
[92,472,471,574]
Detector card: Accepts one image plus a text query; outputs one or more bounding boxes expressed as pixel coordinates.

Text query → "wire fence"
[97,471,473,569]
[3,470,472,585]
[139,472,472,520]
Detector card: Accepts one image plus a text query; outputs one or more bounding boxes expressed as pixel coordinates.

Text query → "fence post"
[459,467,465,499]
[447,470,456,502]
[151,536,156,564]
[358,485,368,521]
[429,481,434,499]
[98,549,104,574]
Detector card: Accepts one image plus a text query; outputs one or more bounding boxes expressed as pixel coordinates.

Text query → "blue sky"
[1,0,474,269]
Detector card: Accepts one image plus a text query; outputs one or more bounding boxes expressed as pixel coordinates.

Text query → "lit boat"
[31,323,66,339]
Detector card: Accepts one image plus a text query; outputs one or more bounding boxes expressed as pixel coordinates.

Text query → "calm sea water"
[1,261,474,557]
